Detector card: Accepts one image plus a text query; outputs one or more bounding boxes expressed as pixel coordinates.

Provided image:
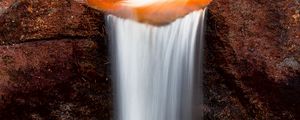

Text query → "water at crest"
[106,9,206,120]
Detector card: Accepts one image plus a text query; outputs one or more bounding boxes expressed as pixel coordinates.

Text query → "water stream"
[106,9,207,120]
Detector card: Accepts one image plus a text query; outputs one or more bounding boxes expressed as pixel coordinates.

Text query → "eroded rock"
[0,0,299,119]
[0,0,106,44]
[0,39,112,119]
[206,0,300,119]
[0,0,111,119]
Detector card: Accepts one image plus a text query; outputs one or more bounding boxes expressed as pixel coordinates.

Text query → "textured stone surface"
[206,0,300,119]
[0,0,14,15]
[0,0,106,44]
[0,0,299,119]
[0,39,111,119]
[0,0,111,119]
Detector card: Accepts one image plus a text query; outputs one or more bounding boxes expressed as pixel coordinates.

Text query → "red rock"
[206,0,300,119]
[0,39,111,119]
[0,0,111,119]
[0,0,299,119]
[0,0,14,15]
[0,0,106,44]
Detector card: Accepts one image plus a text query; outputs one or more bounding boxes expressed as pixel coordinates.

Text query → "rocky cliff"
[205,0,300,119]
[0,0,299,119]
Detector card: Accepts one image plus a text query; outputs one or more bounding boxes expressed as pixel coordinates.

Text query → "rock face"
[0,0,111,119]
[205,0,300,119]
[0,0,299,119]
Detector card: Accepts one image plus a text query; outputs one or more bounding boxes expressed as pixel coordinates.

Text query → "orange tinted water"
[85,0,212,25]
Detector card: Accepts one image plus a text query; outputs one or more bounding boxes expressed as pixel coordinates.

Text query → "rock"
[0,0,111,119]
[206,0,300,119]
[0,0,106,45]
[0,0,299,119]
[0,0,14,15]
[0,39,112,119]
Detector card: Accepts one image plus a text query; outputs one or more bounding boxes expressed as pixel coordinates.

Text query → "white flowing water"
[106,9,206,120]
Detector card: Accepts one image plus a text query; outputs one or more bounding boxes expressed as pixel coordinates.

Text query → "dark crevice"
[0,35,102,46]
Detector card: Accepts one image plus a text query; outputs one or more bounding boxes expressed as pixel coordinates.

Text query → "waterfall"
[106,9,206,120]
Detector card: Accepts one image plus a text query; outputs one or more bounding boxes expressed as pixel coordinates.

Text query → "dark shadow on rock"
[0,40,112,120]
[205,0,300,119]
[203,9,257,119]
[241,72,300,119]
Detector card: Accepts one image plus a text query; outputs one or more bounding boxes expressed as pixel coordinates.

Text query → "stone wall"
[0,0,111,119]
[0,0,299,119]
[205,0,300,119]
